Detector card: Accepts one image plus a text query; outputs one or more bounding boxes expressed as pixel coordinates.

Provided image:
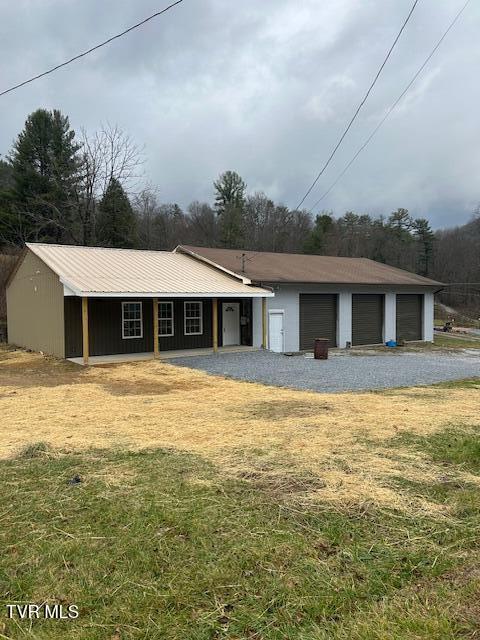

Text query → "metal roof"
[25,243,273,298]
[177,245,443,287]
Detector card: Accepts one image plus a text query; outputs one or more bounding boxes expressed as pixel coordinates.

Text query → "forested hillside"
[1,109,479,318]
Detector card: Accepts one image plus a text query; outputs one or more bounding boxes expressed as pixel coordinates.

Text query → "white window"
[184,301,203,335]
[159,302,174,337]
[122,302,143,339]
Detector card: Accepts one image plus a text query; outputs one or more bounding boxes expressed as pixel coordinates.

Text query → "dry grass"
[1,346,479,514]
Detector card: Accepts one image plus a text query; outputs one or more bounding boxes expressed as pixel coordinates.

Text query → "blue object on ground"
[386,340,397,347]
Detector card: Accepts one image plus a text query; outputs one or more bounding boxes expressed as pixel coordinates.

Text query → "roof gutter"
[63,290,274,299]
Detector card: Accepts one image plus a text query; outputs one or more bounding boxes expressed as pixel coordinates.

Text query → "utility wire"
[295,0,420,210]
[310,0,471,211]
[0,0,184,97]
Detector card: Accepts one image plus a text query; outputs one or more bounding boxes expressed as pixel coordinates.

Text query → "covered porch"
[68,344,259,366]
[68,295,270,365]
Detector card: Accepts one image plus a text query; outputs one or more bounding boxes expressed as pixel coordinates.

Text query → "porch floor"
[68,345,259,366]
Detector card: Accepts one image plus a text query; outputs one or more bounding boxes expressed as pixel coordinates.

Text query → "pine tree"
[303,213,333,254]
[9,109,82,242]
[213,171,246,214]
[96,178,136,248]
[413,218,435,276]
[213,171,246,247]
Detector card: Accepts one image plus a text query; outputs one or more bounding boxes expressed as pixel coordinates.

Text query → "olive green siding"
[6,250,65,357]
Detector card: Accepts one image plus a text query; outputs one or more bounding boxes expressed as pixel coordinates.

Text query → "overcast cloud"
[0,0,478,228]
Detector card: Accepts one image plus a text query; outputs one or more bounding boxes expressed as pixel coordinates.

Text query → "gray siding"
[254,285,436,352]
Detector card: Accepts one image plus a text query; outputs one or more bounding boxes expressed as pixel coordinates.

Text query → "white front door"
[222,303,240,346]
[268,311,284,353]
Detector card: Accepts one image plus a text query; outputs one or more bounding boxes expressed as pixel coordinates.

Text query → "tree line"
[0,108,479,316]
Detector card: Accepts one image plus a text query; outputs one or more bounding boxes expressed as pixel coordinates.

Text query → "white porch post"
[338,292,352,348]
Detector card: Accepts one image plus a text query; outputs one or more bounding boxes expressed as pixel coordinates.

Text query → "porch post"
[212,298,218,352]
[153,297,159,359]
[262,297,267,349]
[82,297,89,365]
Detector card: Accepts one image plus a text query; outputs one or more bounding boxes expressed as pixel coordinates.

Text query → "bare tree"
[133,186,160,249]
[186,201,218,247]
[75,124,144,245]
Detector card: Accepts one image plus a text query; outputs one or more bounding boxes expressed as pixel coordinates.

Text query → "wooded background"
[1,109,479,322]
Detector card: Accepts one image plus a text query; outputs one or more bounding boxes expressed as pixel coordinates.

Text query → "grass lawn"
[0,346,479,638]
[433,333,480,349]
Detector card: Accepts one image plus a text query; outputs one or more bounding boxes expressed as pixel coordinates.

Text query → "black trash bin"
[314,338,329,360]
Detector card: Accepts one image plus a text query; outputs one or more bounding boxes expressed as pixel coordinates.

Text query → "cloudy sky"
[1,0,478,228]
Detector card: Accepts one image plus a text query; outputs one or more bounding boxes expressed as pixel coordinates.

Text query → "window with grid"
[158,302,174,336]
[184,301,203,335]
[122,302,143,339]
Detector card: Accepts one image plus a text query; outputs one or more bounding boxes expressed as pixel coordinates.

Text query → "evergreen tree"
[213,171,246,247]
[213,170,246,214]
[413,218,435,276]
[9,109,82,242]
[96,178,136,248]
[219,203,245,248]
[303,213,333,254]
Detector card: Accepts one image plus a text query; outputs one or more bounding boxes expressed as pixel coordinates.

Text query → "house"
[6,243,442,364]
[6,243,273,364]
[175,245,443,353]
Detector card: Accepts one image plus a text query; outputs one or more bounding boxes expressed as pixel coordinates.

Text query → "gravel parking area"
[172,349,480,392]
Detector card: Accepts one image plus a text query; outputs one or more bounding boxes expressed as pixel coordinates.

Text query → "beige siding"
[6,250,65,357]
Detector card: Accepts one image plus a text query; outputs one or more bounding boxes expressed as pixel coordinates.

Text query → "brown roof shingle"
[177,245,443,287]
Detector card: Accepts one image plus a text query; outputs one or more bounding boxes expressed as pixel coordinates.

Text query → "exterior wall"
[423,292,434,342]
[384,293,396,343]
[267,286,300,352]
[338,292,352,348]
[217,298,252,347]
[259,284,435,352]
[65,297,218,358]
[252,298,263,348]
[6,250,65,357]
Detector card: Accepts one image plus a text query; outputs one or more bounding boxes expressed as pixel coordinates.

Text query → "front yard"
[1,346,480,638]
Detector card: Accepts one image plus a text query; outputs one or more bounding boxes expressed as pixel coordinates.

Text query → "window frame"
[121,301,143,340]
[158,301,174,337]
[184,301,203,336]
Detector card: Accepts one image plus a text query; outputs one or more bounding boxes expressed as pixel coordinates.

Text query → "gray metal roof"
[25,243,273,298]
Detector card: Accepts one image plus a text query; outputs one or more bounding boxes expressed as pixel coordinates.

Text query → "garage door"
[396,294,423,341]
[299,294,337,350]
[352,294,384,345]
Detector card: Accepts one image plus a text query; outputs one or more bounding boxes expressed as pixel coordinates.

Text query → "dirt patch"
[1,347,480,513]
[0,349,86,387]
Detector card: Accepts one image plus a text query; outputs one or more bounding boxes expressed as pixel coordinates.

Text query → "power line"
[294,0,420,211]
[0,0,184,98]
[310,0,471,211]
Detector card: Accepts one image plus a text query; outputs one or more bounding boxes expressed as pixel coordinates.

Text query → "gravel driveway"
[171,349,480,392]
